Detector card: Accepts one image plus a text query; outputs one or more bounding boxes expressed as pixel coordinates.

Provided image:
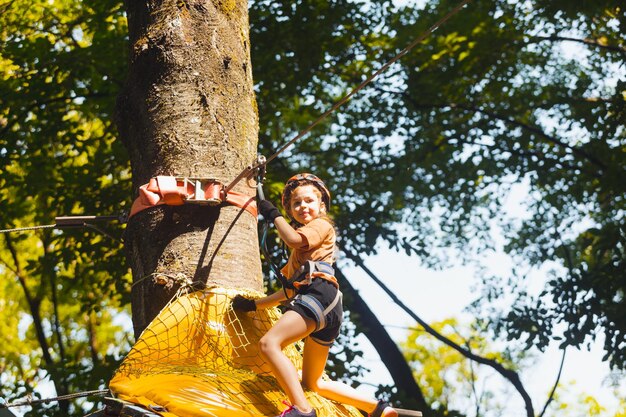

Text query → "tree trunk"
[116,0,262,339]
[336,267,430,415]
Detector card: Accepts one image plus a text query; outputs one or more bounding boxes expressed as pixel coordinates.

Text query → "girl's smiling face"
[289,184,325,225]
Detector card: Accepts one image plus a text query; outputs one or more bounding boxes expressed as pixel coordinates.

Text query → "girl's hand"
[259,200,282,222]
[231,295,256,312]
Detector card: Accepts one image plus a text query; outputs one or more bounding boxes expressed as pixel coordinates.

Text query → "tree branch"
[3,233,54,366]
[535,234,572,417]
[382,86,593,178]
[529,35,626,55]
[335,266,430,414]
[451,132,583,175]
[454,102,606,172]
[538,348,566,417]
[86,312,101,364]
[43,235,67,365]
[343,249,535,417]
[397,91,606,175]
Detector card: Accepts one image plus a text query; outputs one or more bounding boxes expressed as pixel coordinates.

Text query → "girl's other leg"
[301,339,397,416]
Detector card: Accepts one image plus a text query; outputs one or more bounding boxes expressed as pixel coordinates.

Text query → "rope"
[260,221,291,293]
[0,389,110,409]
[225,0,471,193]
[0,215,124,236]
[0,224,56,234]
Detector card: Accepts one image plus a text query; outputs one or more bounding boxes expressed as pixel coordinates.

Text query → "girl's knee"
[258,335,279,356]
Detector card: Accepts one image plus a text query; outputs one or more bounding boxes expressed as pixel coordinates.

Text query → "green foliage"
[0,0,132,414]
[401,318,529,416]
[502,223,626,367]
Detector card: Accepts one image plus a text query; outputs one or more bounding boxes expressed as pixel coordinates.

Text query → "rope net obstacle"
[109,287,362,417]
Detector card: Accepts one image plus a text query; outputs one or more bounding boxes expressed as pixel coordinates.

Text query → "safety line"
[225,0,471,193]
[0,389,110,409]
[0,224,56,234]
[0,216,124,235]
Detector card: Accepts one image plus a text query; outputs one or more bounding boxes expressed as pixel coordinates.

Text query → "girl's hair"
[281,173,332,225]
[286,182,339,259]
[284,182,334,229]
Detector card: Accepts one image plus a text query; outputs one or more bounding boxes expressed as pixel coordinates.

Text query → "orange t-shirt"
[280,218,338,287]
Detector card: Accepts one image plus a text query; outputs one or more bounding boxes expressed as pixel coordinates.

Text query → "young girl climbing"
[232,173,397,417]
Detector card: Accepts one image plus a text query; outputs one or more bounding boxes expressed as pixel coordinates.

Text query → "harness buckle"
[178,177,224,206]
[288,261,334,288]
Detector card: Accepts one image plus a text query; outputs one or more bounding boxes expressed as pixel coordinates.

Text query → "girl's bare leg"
[301,338,394,415]
[259,310,316,412]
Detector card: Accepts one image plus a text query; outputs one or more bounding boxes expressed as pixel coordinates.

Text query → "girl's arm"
[255,287,295,310]
[274,217,307,249]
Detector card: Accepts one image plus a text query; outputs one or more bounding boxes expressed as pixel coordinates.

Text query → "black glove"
[232,295,256,312]
[259,200,282,222]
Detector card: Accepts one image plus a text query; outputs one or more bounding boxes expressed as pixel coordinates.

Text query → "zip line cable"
[1,216,124,239]
[225,0,471,193]
[0,389,110,409]
[0,224,56,234]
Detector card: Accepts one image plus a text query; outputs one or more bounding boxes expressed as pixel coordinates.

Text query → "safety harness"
[292,288,342,332]
[287,260,335,289]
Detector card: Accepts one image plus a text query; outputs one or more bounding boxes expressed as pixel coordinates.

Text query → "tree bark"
[116,0,262,338]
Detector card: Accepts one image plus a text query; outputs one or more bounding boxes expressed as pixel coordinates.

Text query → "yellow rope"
[110,287,362,417]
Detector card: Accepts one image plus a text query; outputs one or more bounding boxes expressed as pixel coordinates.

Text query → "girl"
[232,173,397,417]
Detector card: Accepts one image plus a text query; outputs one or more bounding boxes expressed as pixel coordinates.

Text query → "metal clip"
[254,155,267,200]
[179,177,224,206]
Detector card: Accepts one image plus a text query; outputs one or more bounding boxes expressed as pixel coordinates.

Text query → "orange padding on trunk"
[129,176,257,219]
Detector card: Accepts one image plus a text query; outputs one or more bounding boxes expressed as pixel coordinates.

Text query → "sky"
[339,244,625,417]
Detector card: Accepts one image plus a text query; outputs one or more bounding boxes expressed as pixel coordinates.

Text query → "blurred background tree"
[0,0,623,415]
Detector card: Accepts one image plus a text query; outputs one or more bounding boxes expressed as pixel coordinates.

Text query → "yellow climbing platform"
[109,287,362,417]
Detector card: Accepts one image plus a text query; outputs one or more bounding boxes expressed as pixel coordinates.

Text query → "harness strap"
[312,261,334,275]
[294,290,342,331]
[323,289,342,316]
[129,176,257,219]
[290,261,335,289]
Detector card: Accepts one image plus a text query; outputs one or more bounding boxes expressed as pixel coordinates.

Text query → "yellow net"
[109,287,363,417]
